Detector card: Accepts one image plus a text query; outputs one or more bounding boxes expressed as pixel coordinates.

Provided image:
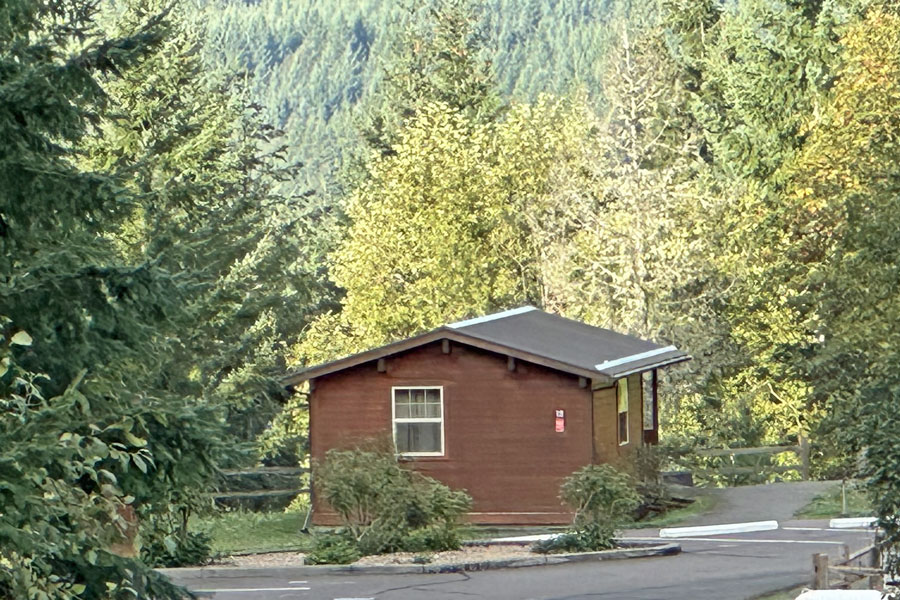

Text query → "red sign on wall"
[555,409,565,433]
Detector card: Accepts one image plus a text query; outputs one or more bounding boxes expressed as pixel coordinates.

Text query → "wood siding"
[591,373,645,466]
[309,341,593,525]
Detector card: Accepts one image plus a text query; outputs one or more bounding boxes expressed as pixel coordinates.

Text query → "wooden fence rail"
[212,466,310,511]
[812,543,883,591]
[219,467,309,477]
[694,442,810,481]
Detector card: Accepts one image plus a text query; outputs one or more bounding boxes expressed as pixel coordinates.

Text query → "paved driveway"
[169,482,877,600]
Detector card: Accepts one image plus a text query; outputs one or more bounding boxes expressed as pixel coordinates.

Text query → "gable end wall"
[309,341,594,525]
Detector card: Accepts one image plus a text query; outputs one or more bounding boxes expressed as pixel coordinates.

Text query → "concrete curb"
[659,520,779,538]
[828,517,877,529]
[156,541,680,579]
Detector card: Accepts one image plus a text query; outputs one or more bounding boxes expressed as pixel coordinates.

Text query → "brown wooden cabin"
[284,307,690,526]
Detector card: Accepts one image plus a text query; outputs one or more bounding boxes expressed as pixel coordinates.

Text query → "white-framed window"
[392,386,444,456]
[617,378,629,446]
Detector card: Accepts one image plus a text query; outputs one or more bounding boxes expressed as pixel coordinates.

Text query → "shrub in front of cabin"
[307,445,471,563]
[142,530,213,568]
[533,464,640,554]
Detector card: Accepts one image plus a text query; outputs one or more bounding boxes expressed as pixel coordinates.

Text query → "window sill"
[397,454,448,462]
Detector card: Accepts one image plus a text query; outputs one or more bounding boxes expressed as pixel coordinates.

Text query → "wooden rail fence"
[695,442,810,481]
[213,466,309,511]
[812,542,883,591]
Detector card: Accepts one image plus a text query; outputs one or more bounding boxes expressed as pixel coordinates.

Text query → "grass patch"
[795,482,872,519]
[191,510,313,556]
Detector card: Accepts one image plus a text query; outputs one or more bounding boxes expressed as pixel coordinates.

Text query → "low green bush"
[532,529,601,554]
[534,464,640,554]
[312,443,471,562]
[142,530,212,568]
[306,532,361,565]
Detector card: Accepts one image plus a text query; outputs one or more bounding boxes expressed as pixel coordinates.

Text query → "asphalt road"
[170,520,875,600]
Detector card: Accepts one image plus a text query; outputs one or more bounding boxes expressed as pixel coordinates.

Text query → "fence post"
[813,553,830,589]
[872,536,884,590]
[799,434,810,481]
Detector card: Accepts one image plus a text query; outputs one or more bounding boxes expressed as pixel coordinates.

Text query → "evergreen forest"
[5,0,900,596]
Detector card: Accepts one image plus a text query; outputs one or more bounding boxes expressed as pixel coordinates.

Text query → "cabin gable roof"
[283,306,690,385]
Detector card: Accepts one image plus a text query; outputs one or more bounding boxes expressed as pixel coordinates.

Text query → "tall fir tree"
[1,0,212,597]
[359,0,504,157]
[87,0,330,465]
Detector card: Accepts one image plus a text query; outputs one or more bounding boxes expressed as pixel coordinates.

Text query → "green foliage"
[0,325,195,599]
[0,0,332,593]
[313,444,471,560]
[534,465,640,553]
[759,9,900,572]
[360,0,504,156]
[257,391,310,466]
[306,532,362,565]
[648,0,882,453]
[531,528,614,555]
[0,0,219,594]
[626,446,671,502]
[88,0,330,466]
[200,0,655,198]
[142,530,212,569]
[295,93,599,364]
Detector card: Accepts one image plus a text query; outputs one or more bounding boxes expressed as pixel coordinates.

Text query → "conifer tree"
[360,0,503,157]
[1,0,206,597]
[87,0,328,462]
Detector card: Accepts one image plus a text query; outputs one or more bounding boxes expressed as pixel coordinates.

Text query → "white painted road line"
[288,581,308,584]
[193,587,311,593]
[796,591,882,599]
[829,517,877,528]
[659,520,778,538]
[624,536,848,545]
[783,527,873,533]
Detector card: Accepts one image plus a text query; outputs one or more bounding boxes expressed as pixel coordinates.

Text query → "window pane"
[394,389,410,403]
[619,412,629,444]
[412,389,426,404]
[395,402,410,418]
[395,423,441,453]
[410,402,428,418]
[426,389,440,403]
[617,379,628,412]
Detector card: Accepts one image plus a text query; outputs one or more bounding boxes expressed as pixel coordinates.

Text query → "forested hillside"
[202,0,651,194]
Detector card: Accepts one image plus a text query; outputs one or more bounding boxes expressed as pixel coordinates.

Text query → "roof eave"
[602,354,692,379]
[282,328,449,385]
[282,327,616,386]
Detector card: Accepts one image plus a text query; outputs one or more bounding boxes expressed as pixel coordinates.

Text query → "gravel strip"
[213,542,537,568]
[354,543,534,566]
[213,552,307,568]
